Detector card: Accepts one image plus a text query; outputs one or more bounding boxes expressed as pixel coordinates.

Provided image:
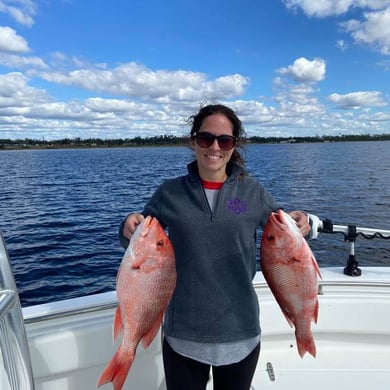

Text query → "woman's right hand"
[123,213,145,240]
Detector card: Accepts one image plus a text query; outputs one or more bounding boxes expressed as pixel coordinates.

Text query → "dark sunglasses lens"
[218,136,235,150]
[195,132,236,150]
[196,133,214,148]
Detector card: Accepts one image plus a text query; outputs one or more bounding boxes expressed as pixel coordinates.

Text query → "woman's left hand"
[289,211,310,237]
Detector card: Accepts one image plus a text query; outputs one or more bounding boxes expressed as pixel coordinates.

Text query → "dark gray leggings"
[162,338,260,390]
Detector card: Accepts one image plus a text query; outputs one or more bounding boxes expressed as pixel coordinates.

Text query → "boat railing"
[318,218,390,276]
[23,291,118,324]
[0,233,35,390]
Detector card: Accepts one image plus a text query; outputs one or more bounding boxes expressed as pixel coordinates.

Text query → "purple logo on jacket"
[227,198,247,214]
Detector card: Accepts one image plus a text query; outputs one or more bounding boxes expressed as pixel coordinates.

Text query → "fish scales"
[97,216,176,390]
[261,210,321,358]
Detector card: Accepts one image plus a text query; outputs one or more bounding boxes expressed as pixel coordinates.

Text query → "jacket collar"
[187,160,244,184]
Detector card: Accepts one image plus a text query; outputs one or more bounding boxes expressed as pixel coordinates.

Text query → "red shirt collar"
[201,180,224,190]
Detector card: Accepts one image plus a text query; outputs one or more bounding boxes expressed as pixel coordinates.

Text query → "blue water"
[1,142,389,307]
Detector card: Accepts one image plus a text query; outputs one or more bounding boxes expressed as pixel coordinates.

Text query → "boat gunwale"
[23,267,390,325]
[253,279,390,289]
[23,300,118,324]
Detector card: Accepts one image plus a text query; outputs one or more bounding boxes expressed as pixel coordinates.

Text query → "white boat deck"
[19,266,390,390]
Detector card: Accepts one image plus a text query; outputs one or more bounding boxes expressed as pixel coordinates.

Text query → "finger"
[126,214,144,239]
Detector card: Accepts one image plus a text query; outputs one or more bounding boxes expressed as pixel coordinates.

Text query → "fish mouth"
[144,216,153,227]
[270,210,302,241]
[270,210,287,229]
[274,211,283,223]
[140,216,154,236]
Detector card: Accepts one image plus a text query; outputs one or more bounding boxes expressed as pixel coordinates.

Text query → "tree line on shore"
[1,133,389,150]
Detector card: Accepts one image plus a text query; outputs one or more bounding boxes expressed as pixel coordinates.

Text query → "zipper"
[200,182,225,222]
[200,186,214,221]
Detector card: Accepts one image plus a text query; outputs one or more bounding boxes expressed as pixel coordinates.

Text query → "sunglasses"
[193,132,237,151]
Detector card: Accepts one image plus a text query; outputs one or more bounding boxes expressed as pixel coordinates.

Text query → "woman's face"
[193,113,235,182]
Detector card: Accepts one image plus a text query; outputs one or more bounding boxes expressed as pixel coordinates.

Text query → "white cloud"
[283,1,390,55]
[34,62,249,102]
[0,70,199,138]
[0,52,47,68]
[282,0,390,18]
[336,39,348,51]
[0,38,387,139]
[231,100,275,125]
[328,91,387,108]
[341,8,390,54]
[0,0,37,27]
[84,98,142,113]
[274,81,326,119]
[84,98,170,122]
[0,72,48,103]
[220,65,328,137]
[277,57,326,82]
[0,26,30,52]
[368,110,390,121]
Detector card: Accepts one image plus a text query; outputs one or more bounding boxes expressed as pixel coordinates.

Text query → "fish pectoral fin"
[131,257,159,273]
[113,306,124,341]
[131,258,143,270]
[141,312,164,349]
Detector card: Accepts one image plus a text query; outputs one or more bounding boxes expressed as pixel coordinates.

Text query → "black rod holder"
[343,225,361,277]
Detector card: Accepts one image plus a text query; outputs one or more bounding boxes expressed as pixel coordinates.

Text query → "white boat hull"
[19,267,390,390]
[23,292,166,390]
[253,267,390,389]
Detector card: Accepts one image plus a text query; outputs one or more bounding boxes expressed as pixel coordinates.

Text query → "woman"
[119,104,311,390]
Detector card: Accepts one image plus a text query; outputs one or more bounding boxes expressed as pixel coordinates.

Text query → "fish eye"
[156,240,164,247]
[266,235,275,242]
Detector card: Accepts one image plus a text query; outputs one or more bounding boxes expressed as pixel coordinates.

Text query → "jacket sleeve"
[142,185,168,228]
[258,183,283,228]
[118,184,167,249]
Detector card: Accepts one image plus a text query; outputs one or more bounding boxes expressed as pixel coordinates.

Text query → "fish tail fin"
[296,332,316,358]
[97,349,134,389]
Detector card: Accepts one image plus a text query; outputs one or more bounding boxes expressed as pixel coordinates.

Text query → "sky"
[0,0,389,140]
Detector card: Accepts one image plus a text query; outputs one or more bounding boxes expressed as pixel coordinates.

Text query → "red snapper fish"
[261,209,321,358]
[97,216,176,390]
